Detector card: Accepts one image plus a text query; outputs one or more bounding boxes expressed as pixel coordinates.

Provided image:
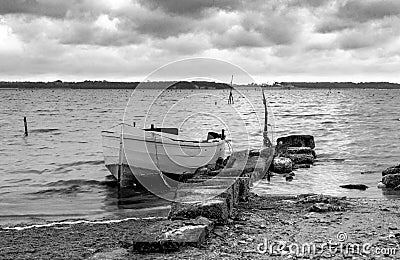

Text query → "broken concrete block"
[287,154,315,165]
[308,203,344,212]
[169,199,229,223]
[382,165,400,176]
[277,135,315,149]
[382,173,400,188]
[286,147,317,158]
[270,157,293,173]
[120,218,213,253]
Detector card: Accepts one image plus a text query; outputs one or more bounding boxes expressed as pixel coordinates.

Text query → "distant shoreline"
[1,81,400,89]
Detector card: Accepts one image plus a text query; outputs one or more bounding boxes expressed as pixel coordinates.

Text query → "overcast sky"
[0,0,399,83]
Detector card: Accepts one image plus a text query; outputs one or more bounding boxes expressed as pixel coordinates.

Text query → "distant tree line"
[0,80,399,89]
[0,80,233,89]
[168,81,231,89]
[274,82,400,89]
[0,80,139,89]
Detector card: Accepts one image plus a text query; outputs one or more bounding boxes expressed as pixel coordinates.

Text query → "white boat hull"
[102,125,225,179]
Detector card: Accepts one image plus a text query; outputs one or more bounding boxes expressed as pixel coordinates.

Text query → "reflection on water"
[0,88,400,225]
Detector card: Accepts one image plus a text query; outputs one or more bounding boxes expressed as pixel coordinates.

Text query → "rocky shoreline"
[2,193,399,259]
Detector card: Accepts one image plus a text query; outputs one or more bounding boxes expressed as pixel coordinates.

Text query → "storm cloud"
[0,0,70,18]
[338,0,400,23]
[138,0,243,16]
[0,0,399,82]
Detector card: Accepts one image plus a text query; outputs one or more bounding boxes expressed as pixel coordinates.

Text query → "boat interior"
[143,125,225,143]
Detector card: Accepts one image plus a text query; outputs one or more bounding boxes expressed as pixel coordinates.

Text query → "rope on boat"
[154,133,172,189]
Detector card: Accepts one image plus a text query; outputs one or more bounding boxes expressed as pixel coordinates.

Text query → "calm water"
[1,88,399,226]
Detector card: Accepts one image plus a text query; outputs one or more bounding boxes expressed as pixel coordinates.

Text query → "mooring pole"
[262,89,272,182]
[228,75,234,104]
[262,90,268,131]
[23,117,28,136]
[262,89,270,146]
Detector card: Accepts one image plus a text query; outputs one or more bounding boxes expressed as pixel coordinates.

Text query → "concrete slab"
[168,149,273,226]
[169,199,229,223]
[119,218,213,253]
[174,176,250,212]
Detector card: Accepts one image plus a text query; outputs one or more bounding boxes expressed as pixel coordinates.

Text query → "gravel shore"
[1,194,399,259]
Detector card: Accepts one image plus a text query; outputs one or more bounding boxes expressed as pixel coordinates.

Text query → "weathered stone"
[178,176,249,207]
[270,157,293,173]
[120,219,212,253]
[377,182,386,189]
[195,166,209,175]
[277,135,315,149]
[286,154,315,165]
[297,194,346,204]
[237,177,250,202]
[207,163,216,171]
[174,186,231,209]
[340,184,369,190]
[286,147,317,158]
[169,199,229,223]
[382,173,400,188]
[217,185,236,214]
[285,175,294,181]
[215,157,224,169]
[382,165,400,176]
[275,144,288,157]
[308,203,344,212]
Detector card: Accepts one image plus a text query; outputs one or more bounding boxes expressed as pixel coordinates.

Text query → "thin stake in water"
[228,75,234,104]
[23,117,28,136]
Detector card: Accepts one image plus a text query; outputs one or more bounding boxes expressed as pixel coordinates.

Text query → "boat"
[101,123,226,184]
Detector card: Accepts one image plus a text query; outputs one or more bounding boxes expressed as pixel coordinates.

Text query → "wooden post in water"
[262,89,272,181]
[262,89,268,132]
[228,75,234,104]
[23,117,28,136]
[262,89,270,146]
